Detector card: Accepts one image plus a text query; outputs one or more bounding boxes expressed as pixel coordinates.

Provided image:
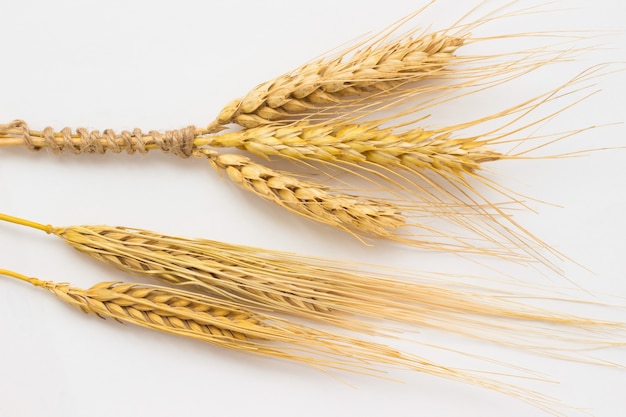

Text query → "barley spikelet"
[0,268,566,413]
[1,213,622,360]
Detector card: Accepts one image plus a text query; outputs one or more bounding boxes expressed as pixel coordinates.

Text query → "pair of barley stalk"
[0,4,622,414]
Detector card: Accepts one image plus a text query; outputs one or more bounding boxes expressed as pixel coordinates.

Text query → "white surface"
[0,1,625,416]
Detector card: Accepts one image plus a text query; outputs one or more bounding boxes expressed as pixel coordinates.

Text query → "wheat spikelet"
[1,213,622,360]
[207,2,575,131]
[212,31,465,130]
[198,65,612,271]
[196,149,407,238]
[0,267,568,413]
[195,149,533,256]
[0,7,609,265]
[203,121,501,177]
[0,269,438,374]
[0,122,514,255]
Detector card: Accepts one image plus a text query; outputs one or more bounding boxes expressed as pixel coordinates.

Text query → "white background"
[0,1,625,416]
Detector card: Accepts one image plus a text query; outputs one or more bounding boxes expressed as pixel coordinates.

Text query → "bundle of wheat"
[1,212,622,360]
[0,3,593,266]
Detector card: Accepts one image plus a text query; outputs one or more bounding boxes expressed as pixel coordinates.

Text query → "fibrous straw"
[0,119,204,157]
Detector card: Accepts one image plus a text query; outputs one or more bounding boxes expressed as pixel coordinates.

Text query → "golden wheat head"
[1,266,573,415]
[1,213,623,361]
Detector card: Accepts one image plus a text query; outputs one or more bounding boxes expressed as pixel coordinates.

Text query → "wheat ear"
[202,121,502,177]
[0,122,519,256]
[194,149,510,254]
[212,31,465,130]
[207,2,574,131]
[0,268,442,375]
[1,267,569,413]
[1,213,622,360]
[202,65,610,272]
[194,149,407,239]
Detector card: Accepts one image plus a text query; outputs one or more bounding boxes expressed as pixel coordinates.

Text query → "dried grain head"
[203,122,502,177]
[48,223,625,349]
[1,267,567,410]
[206,2,585,131]
[194,149,532,256]
[195,149,407,237]
[1,213,622,361]
[213,32,466,129]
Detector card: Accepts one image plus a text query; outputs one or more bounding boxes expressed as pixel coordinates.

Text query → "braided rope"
[1,119,198,157]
